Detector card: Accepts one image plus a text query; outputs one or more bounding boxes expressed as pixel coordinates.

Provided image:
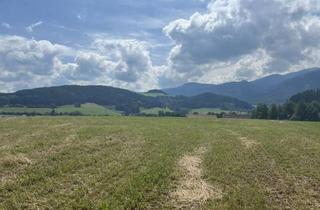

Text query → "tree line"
[251,90,320,121]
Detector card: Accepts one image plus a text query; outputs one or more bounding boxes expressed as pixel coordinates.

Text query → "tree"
[50,109,56,116]
[311,101,320,112]
[305,102,320,121]
[74,103,81,108]
[256,104,269,119]
[251,109,257,119]
[269,104,278,120]
[284,101,295,119]
[277,105,287,120]
[295,102,307,121]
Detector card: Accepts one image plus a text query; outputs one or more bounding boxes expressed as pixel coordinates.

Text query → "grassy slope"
[191,108,248,114]
[0,117,319,209]
[56,103,121,116]
[142,93,167,97]
[0,107,52,114]
[139,107,173,115]
[0,103,122,116]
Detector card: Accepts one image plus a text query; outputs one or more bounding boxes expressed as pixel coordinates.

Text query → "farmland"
[0,117,319,209]
[0,103,122,116]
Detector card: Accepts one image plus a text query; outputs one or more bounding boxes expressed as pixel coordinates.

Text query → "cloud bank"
[1,0,320,92]
[0,36,159,92]
[163,0,320,85]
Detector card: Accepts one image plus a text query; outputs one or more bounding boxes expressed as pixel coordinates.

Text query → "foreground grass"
[0,117,319,209]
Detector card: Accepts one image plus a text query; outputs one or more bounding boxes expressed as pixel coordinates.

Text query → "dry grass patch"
[0,154,32,183]
[240,137,259,149]
[169,147,223,209]
[1,154,32,167]
[263,173,320,210]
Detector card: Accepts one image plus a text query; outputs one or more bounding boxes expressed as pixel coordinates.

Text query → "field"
[0,103,122,116]
[0,117,319,209]
[191,108,247,115]
[140,107,173,115]
[142,92,168,97]
[56,103,121,116]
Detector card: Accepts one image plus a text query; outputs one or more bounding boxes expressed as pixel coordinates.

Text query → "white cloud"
[0,36,68,75]
[92,39,153,82]
[163,0,320,85]
[1,22,11,29]
[0,36,71,91]
[26,21,43,32]
[2,0,320,92]
[0,36,159,92]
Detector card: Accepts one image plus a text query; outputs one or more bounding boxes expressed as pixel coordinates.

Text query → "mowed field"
[0,117,319,209]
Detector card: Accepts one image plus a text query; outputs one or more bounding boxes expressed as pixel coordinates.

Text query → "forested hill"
[289,89,320,103]
[251,89,320,121]
[159,93,253,111]
[163,67,320,104]
[0,86,160,114]
[0,85,253,114]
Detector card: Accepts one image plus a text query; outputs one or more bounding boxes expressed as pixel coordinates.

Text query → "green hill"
[0,85,253,115]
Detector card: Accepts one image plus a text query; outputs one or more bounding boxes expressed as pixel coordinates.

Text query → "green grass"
[140,107,173,115]
[142,93,168,97]
[56,103,122,116]
[0,107,52,114]
[0,117,319,209]
[0,103,122,116]
[191,108,248,115]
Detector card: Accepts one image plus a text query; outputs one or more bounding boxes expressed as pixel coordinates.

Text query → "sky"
[0,0,320,92]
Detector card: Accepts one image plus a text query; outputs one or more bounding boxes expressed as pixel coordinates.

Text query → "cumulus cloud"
[0,36,68,76]
[92,39,153,82]
[163,0,320,84]
[2,0,320,92]
[0,36,159,92]
[0,36,71,91]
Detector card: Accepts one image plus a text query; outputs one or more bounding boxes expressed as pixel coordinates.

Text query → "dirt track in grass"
[169,147,223,209]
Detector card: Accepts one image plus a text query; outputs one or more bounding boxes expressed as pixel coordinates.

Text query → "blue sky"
[0,0,207,63]
[1,0,320,92]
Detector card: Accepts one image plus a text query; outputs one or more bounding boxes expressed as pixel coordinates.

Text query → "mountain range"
[163,68,320,104]
[0,85,252,114]
[0,67,319,115]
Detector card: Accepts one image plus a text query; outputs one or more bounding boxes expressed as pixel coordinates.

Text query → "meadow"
[0,117,319,209]
[0,103,122,116]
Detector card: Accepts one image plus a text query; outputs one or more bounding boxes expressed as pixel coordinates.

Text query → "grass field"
[0,107,52,114]
[191,108,247,115]
[56,103,122,116]
[0,103,122,116]
[0,117,319,209]
[142,92,168,97]
[140,107,173,115]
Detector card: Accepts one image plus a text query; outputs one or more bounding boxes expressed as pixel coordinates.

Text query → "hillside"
[251,89,320,121]
[163,68,320,104]
[0,85,252,115]
[143,89,168,97]
[0,85,160,114]
[161,93,252,111]
[289,89,320,103]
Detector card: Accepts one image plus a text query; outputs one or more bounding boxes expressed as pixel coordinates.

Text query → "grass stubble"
[0,117,319,209]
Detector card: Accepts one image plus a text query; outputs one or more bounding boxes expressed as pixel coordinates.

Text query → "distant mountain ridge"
[163,68,320,104]
[0,85,252,114]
